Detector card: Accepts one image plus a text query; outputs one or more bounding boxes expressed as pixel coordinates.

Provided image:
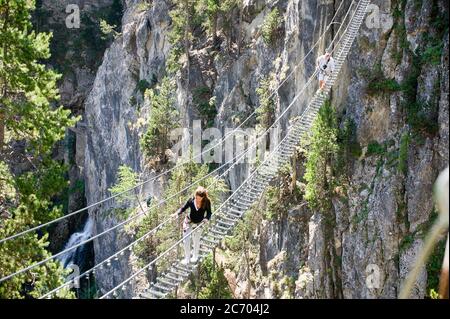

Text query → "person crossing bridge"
[175,186,212,265]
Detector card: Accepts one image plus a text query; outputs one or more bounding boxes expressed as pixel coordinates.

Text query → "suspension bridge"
[0,0,370,299]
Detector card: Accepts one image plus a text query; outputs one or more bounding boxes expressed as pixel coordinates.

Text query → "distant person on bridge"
[316,50,335,92]
[176,186,211,265]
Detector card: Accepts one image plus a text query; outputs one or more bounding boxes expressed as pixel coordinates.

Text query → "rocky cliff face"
[219,0,449,299]
[72,0,448,298]
[84,0,172,295]
[296,0,448,299]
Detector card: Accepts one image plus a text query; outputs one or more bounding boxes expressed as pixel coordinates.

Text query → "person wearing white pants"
[176,186,212,264]
[316,50,335,92]
[182,217,202,264]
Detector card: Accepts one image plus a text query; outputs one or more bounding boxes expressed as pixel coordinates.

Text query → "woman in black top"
[177,186,211,264]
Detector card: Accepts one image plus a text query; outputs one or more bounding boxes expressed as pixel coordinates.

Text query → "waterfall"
[57,217,94,268]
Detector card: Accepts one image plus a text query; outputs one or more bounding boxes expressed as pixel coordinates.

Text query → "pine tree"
[0,0,78,156]
[197,254,232,299]
[0,0,77,299]
[108,165,141,220]
[256,75,276,131]
[0,160,74,299]
[140,76,180,165]
[168,0,196,76]
[303,100,339,212]
[261,7,283,46]
[196,0,220,45]
[302,101,343,298]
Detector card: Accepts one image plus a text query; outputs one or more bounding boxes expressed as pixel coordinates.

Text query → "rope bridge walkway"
[136,0,370,299]
[0,0,370,299]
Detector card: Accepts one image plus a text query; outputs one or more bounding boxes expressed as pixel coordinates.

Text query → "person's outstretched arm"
[177,199,191,216]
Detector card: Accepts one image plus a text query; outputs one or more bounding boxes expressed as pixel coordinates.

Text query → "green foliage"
[428,289,440,299]
[0,161,74,299]
[401,55,440,136]
[261,8,283,46]
[368,78,402,95]
[15,159,69,224]
[108,165,140,219]
[99,19,120,40]
[193,86,217,128]
[98,0,123,42]
[284,276,296,299]
[404,99,439,136]
[140,77,181,165]
[381,0,445,137]
[256,75,276,131]
[421,41,444,66]
[0,231,75,299]
[129,96,137,108]
[135,1,152,12]
[74,14,109,67]
[399,233,415,252]
[264,187,279,221]
[340,119,362,158]
[262,164,300,221]
[303,101,339,212]
[0,0,79,155]
[166,48,183,75]
[195,0,220,38]
[220,0,240,13]
[0,1,81,299]
[366,141,387,157]
[195,254,233,299]
[420,0,449,66]
[226,212,256,250]
[218,0,242,48]
[0,161,16,203]
[272,281,281,299]
[426,238,446,297]
[109,166,139,200]
[365,64,401,95]
[137,79,152,95]
[390,0,408,64]
[167,0,197,73]
[224,202,265,298]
